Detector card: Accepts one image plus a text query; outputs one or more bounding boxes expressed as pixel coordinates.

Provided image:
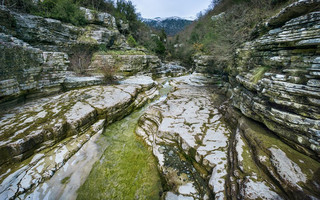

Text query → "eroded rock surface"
[89,52,161,77]
[0,76,159,199]
[231,1,320,157]
[226,107,320,200]
[137,74,320,200]
[137,74,230,199]
[0,6,127,51]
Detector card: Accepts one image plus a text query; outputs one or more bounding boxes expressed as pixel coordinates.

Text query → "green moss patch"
[77,108,162,200]
[250,66,270,84]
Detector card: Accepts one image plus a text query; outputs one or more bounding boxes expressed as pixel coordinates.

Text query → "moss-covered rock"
[0,76,159,199]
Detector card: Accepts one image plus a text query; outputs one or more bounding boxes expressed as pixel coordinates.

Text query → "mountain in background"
[142,17,193,36]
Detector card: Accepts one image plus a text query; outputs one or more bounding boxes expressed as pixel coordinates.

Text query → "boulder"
[80,7,117,28]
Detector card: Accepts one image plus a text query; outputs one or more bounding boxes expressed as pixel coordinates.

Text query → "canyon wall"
[230,0,320,158]
[0,6,162,107]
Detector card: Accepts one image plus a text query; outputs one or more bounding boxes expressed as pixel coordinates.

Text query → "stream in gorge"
[18,79,173,200]
[1,74,320,200]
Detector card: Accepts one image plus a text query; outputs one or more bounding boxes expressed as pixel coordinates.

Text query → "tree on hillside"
[2,0,35,12]
[75,0,115,12]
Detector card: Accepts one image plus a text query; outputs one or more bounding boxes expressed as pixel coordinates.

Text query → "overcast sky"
[130,0,213,19]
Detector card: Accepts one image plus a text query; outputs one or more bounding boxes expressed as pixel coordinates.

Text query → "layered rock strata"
[0,76,159,199]
[0,33,69,105]
[137,74,231,199]
[232,0,320,158]
[0,6,127,51]
[137,74,320,200]
[151,62,188,78]
[89,52,161,76]
[0,7,162,107]
[193,54,215,73]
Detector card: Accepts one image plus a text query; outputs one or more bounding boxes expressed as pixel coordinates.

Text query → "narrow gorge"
[0,0,319,199]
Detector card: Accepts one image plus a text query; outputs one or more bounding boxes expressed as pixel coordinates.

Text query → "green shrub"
[127,35,137,47]
[2,0,36,12]
[35,0,87,26]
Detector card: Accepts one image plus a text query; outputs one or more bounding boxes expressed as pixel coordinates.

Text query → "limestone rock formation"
[0,33,69,106]
[231,0,320,158]
[193,54,215,73]
[136,74,320,200]
[80,7,117,28]
[0,76,159,199]
[0,6,127,51]
[137,74,230,199]
[151,62,188,78]
[89,51,161,76]
[0,6,163,107]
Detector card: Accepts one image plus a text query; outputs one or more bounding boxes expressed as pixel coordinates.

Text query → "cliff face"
[231,0,320,158]
[0,33,69,105]
[0,7,162,107]
[0,6,126,51]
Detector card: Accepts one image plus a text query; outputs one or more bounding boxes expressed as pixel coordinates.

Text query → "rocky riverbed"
[136,74,320,200]
[0,73,319,200]
[0,0,320,199]
[0,75,159,199]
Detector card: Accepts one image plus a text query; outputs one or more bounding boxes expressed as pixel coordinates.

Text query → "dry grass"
[69,45,96,75]
[100,62,119,84]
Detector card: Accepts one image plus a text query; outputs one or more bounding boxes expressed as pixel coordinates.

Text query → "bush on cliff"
[2,0,35,12]
[69,44,97,75]
[36,0,87,26]
[2,0,87,26]
[127,35,137,47]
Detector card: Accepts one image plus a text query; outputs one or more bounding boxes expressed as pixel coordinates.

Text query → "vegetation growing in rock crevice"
[250,66,271,83]
[69,44,97,75]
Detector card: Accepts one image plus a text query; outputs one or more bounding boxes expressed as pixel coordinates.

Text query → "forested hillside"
[167,0,298,67]
[143,17,193,36]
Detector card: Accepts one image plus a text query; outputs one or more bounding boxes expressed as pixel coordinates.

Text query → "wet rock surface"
[0,76,159,199]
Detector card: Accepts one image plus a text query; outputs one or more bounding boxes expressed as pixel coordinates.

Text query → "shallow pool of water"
[76,80,172,200]
[76,107,163,200]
